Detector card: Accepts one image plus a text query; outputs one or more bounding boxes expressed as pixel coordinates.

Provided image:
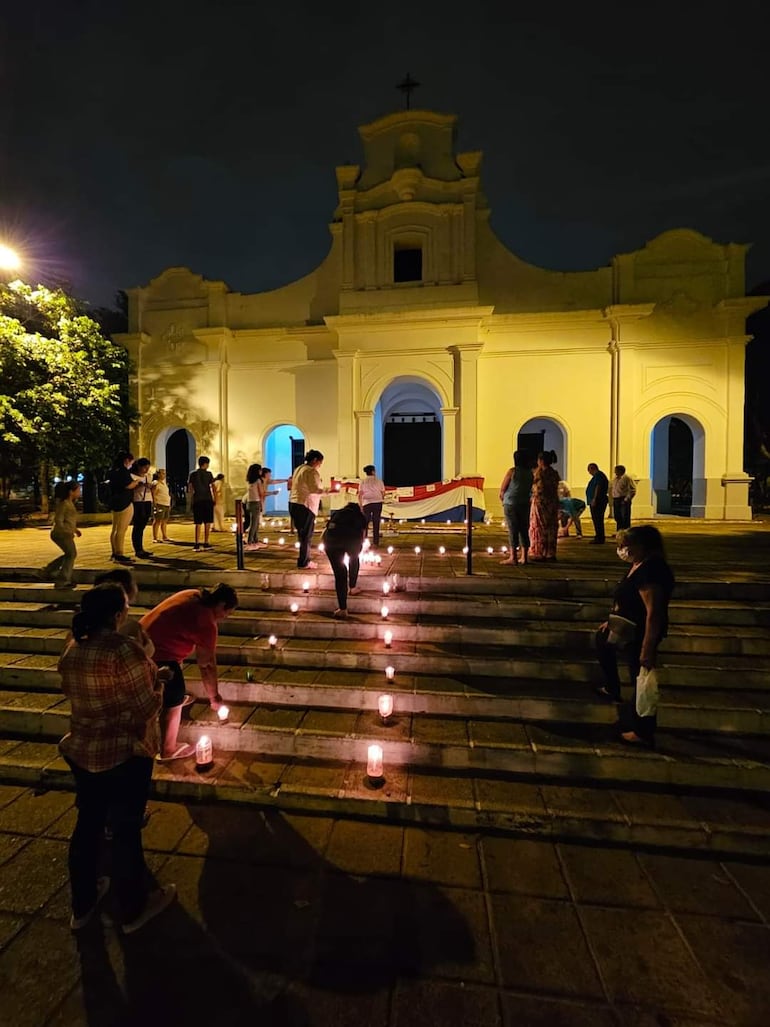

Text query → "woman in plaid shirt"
[59,583,176,933]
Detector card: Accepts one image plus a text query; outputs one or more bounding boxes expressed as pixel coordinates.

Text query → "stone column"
[450,344,483,474]
[441,407,459,479]
[355,409,374,474]
[334,352,357,476]
[357,211,378,289]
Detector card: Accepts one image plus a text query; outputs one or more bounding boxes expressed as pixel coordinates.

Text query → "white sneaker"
[122,884,177,935]
[70,876,110,930]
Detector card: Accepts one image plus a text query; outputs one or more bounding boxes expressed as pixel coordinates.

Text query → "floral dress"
[529,465,560,559]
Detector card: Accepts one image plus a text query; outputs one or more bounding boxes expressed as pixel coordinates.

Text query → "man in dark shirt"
[586,463,609,543]
[188,456,215,551]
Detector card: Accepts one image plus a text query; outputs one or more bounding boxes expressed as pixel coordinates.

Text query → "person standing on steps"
[529,450,560,561]
[322,502,368,618]
[586,462,609,544]
[288,450,328,570]
[611,464,636,534]
[109,451,141,564]
[152,469,172,543]
[130,458,155,559]
[358,465,386,548]
[245,463,264,550]
[43,479,82,587]
[188,456,215,551]
[499,449,533,565]
[212,473,226,531]
[58,582,176,933]
[140,584,239,761]
[593,526,674,746]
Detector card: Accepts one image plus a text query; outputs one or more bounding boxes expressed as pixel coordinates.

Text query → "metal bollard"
[465,497,473,576]
[234,498,245,571]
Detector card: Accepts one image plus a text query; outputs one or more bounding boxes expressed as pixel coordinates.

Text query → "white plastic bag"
[635,666,659,718]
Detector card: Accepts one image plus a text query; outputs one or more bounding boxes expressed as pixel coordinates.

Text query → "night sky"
[3,0,769,308]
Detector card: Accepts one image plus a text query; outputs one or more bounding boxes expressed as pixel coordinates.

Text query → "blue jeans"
[503,501,530,551]
[289,503,316,567]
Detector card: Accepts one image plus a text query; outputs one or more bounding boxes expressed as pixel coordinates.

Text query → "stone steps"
[1,568,769,855]
[4,582,770,628]
[3,692,768,793]
[1,659,768,736]
[1,735,769,859]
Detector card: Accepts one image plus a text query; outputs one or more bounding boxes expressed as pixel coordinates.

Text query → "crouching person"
[140,584,239,760]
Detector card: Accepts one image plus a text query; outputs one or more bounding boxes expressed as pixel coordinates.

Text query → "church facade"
[118,109,764,519]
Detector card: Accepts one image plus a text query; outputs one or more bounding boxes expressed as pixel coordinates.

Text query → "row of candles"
[194,685,396,780]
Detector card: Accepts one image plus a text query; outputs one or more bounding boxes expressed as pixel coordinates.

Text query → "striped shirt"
[58,631,162,772]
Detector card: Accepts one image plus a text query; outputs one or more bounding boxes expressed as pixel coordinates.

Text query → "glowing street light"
[0,244,21,271]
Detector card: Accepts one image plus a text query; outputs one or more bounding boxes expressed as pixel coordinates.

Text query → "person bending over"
[140,584,238,760]
[322,502,368,618]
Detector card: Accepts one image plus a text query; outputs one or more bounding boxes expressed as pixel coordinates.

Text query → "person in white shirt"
[152,469,172,543]
[611,465,637,532]
[358,464,386,547]
[288,450,327,569]
[212,473,226,531]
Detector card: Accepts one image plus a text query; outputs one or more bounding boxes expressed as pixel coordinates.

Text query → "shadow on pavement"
[73,804,475,1026]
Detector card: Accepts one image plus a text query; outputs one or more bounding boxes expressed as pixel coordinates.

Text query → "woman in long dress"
[529,450,560,561]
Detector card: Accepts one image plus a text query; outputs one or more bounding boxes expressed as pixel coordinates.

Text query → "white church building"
[118,108,764,519]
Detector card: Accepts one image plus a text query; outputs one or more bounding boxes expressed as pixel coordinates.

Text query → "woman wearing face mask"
[594,525,675,745]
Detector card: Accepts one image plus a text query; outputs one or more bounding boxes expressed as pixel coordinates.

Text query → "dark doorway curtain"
[516,431,544,468]
[384,422,441,487]
[668,417,693,515]
[166,429,191,509]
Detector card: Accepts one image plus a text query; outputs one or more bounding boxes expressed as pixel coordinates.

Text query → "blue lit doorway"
[263,424,304,513]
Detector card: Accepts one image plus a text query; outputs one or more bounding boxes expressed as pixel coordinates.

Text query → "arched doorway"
[650,414,705,517]
[160,428,195,510]
[264,424,304,513]
[516,417,568,479]
[376,378,443,487]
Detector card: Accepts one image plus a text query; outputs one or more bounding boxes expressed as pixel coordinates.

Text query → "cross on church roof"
[396,73,420,110]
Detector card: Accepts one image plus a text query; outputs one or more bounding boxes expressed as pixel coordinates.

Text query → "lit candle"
[290,602,299,615]
[438,545,445,555]
[367,744,384,778]
[378,694,394,718]
[318,542,325,552]
[385,665,395,681]
[278,537,285,545]
[446,519,451,525]
[501,546,508,553]
[195,735,213,769]
[384,629,393,648]
[382,582,391,595]
[335,482,341,491]
[262,537,269,545]
[381,605,389,619]
[414,546,421,555]
[387,546,394,555]
[487,546,494,555]
[462,545,469,555]
[268,634,277,648]
[217,705,229,723]
[303,580,310,593]
[294,541,300,550]
[421,519,425,525]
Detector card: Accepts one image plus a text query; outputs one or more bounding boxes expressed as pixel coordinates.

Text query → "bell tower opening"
[394,243,423,283]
